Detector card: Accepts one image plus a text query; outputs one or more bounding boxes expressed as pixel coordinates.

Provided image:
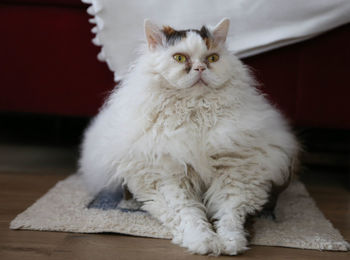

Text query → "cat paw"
[183,232,221,255]
[173,229,221,255]
[218,231,249,255]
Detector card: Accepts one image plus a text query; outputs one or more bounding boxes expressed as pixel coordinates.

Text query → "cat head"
[143,18,234,90]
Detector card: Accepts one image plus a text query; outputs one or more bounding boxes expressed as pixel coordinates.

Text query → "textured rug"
[10,174,349,251]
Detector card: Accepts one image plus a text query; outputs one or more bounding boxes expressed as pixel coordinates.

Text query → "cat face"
[145,19,232,90]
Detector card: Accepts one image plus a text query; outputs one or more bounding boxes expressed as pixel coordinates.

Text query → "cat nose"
[194,64,206,72]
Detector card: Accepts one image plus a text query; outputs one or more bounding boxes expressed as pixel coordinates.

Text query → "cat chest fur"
[148,93,232,134]
[137,93,236,184]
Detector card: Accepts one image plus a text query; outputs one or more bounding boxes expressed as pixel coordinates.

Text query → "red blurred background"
[1,1,349,129]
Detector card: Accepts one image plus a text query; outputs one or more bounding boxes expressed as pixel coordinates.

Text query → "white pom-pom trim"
[82,0,118,80]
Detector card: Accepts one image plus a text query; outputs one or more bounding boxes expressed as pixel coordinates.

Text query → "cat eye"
[173,54,187,63]
[207,54,219,63]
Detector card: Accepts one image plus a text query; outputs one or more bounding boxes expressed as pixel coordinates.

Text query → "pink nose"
[194,65,206,72]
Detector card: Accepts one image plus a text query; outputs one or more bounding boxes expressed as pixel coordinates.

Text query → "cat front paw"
[218,230,248,255]
[182,231,221,255]
[173,227,221,255]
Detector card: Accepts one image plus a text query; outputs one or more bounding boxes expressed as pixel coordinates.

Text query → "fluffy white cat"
[79,18,299,255]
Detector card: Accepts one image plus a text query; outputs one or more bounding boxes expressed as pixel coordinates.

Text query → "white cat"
[79,18,299,255]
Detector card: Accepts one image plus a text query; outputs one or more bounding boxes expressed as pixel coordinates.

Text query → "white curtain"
[82,0,350,81]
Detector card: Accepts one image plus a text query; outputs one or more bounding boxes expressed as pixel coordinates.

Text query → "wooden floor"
[0,169,348,260]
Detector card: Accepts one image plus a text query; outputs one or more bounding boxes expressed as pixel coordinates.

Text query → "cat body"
[79,19,299,255]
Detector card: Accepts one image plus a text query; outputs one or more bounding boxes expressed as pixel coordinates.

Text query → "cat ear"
[144,19,164,51]
[212,18,230,46]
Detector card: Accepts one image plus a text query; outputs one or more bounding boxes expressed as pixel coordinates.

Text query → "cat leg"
[205,166,270,255]
[124,167,221,255]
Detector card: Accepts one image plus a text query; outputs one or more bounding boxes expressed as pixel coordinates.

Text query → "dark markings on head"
[162,25,212,49]
[185,60,192,73]
[198,26,211,49]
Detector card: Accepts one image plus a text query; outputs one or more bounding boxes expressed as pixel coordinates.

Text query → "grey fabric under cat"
[10,174,349,251]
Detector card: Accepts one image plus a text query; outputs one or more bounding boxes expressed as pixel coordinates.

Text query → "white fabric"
[82,0,350,81]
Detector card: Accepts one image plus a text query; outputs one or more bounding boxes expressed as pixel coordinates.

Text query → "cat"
[79,18,299,255]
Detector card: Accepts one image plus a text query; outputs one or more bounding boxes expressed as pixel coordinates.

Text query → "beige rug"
[10,174,349,251]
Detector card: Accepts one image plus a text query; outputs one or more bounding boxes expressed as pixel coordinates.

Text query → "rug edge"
[9,175,350,252]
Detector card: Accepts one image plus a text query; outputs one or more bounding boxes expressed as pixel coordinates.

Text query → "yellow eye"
[207,54,219,63]
[173,54,187,63]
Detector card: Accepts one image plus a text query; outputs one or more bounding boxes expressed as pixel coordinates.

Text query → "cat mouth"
[192,78,208,87]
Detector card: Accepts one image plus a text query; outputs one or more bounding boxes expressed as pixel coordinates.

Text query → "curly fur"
[79,18,299,255]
